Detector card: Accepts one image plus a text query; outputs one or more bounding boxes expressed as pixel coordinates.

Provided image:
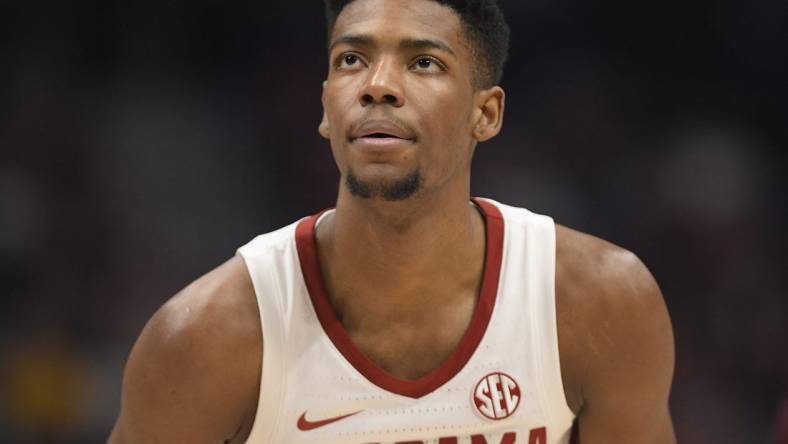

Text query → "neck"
[315,178,486,329]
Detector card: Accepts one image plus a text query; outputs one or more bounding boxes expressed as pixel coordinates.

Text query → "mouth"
[349,119,416,144]
[355,132,407,141]
[351,133,414,148]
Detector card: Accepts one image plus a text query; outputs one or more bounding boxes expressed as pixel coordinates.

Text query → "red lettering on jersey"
[372,428,546,444]
[470,432,516,444]
[528,427,547,444]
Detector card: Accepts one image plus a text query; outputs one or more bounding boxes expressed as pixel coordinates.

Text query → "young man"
[108,1,676,443]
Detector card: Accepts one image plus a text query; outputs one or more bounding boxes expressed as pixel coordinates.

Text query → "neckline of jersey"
[294,197,505,399]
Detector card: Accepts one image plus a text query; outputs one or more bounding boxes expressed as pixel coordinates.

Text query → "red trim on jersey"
[295,198,505,399]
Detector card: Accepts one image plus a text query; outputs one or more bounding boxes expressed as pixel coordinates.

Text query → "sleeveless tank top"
[238,198,576,444]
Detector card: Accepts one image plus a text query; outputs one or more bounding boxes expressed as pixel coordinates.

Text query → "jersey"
[237,198,577,444]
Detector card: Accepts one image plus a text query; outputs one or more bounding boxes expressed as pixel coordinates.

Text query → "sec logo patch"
[472,372,521,420]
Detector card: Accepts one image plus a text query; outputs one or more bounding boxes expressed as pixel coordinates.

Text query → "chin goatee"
[346,169,422,201]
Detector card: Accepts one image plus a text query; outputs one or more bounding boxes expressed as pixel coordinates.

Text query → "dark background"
[1,1,786,443]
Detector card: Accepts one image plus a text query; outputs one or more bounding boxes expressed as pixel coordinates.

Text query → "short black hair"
[324,0,510,88]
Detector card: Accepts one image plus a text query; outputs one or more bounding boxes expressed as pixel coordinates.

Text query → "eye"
[411,56,445,73]
[337,53,365,70]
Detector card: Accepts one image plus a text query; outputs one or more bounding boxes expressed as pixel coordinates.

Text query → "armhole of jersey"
[237,247,286,444]
[542,216,577,424]
[483,199,576,429]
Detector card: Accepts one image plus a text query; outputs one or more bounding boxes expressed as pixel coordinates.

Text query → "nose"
[359,59,404,107]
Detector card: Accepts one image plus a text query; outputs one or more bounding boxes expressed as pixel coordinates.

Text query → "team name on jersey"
[366,427,547,444]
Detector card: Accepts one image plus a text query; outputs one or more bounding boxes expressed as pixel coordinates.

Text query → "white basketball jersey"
[238,198,577,444]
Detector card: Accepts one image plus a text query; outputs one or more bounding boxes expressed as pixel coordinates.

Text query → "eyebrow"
[329,34,374,52]
[401,38,456,58]
[329,34,457,58]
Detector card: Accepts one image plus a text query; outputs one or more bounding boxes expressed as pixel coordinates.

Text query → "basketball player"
[108,1,676,443]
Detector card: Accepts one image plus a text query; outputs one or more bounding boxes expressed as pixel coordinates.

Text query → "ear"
[471,86,505,142]
[319,111,330,139]
[319,80,330,139]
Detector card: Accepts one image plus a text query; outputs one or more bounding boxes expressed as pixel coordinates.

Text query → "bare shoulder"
[555,224,663,308]
[109,255,262,444]
[147,255,260,364]
[555,225,674,422]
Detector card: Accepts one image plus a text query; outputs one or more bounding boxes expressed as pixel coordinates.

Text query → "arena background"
[1,1,786,443]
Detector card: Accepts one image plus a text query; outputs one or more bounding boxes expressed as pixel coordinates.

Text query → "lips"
[349,119,416,142]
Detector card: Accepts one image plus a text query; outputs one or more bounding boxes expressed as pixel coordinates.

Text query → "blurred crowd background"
[1,1,786,443]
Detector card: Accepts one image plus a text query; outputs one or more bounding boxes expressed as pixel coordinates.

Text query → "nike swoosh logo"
[297,410,363,431]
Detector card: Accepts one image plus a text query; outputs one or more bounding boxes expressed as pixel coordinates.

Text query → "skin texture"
[556,226,676,442]
[108,1,676,442]
[108,257,261,444]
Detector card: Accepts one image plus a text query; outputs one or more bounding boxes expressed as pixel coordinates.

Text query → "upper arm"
[109,256,262,444]
[578,253,675,442]
[556,228,675,443]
